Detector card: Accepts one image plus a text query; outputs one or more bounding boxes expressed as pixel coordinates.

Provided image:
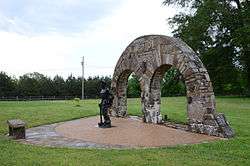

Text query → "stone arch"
[111,35,234,138]
[146,64,172,123]
[112,69,138,116]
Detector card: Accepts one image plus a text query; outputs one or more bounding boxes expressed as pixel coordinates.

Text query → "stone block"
[7,119,26,139]
[215,113,234,138]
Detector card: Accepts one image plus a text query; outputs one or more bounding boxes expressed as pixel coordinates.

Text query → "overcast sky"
[0,0,177,78]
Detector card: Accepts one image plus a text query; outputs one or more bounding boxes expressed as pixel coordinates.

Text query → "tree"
[18,73,39,96]
[17,72,57,97]
[84,76,112,99]
[163,0,250,95]
[161,68,186,96]
[127,74,141,98]
[53,75,67,96]
[83,77,97,99]
[0,71,114,99]
[65,75,81,97]
[39,75,55,96]
[0,72,17,96]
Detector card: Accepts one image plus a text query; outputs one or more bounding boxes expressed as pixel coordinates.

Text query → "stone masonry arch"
[111,35,234,138]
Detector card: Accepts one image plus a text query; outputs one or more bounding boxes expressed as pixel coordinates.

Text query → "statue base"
[98,122,111,128]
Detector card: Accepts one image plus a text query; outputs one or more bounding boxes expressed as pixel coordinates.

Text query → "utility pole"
[81,56,84,100]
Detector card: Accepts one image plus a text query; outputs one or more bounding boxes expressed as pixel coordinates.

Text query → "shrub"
[74,98,80,107]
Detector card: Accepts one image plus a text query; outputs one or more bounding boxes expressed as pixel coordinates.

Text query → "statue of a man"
[98,81,113,128]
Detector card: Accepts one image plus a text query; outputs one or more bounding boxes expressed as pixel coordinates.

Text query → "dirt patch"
[55,116,222,148]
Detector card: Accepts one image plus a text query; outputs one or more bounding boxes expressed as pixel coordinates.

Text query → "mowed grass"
[0,97,250,166]
[0,100,99,134]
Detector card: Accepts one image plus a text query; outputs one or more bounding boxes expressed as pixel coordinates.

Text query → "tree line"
[0,72,111,99]
[0,64,247,99]
[0,69,186,99]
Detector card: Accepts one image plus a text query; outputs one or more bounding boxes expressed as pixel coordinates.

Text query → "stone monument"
[110,35,234,138]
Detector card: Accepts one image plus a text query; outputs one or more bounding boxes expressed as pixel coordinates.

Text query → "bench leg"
[9,126,13,136]
[13,127,25,139]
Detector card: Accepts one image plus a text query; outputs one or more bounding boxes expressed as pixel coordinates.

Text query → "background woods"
[1,70,188,99]
[163,0,250,95]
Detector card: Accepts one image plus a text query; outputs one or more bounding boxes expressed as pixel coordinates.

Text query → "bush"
[74,98,81,107]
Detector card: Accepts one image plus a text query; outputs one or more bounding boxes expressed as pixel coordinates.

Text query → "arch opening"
[149,64,172,106]
[114,70,142,117]
[127,73,142,116]
[149,65,187,123]
[115,70,132,117]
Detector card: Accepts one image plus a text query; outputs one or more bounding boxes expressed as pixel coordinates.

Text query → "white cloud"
[0,0,177,78]
[0,14,33,35]
[76,0,177,76]
[0,31,81,77]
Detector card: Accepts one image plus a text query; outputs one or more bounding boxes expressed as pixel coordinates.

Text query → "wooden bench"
[7,119,26,139]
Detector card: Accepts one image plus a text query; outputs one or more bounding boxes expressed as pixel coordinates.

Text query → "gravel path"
[18,116,222,148]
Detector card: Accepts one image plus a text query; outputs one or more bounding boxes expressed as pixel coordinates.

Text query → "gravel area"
[18,116,222,149]
[55,116,222,148]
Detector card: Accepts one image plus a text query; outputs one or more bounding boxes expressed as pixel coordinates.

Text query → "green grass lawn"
[0,97,250,166]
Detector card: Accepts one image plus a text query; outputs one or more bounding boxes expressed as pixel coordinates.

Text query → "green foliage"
[0,72,17,96]
[161,68,186,97]
[84,76,111,99]
[53,75,67,96]
[65,75,81,96]
[74,98,81,107]
[0,71,112,99]
[0,97,250,165]
[127,74,141,98]
[127,70,186,98]
[163,0,250,95]
[18,72,55,97]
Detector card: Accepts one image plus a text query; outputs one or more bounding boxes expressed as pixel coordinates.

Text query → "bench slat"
[7,119,26,128]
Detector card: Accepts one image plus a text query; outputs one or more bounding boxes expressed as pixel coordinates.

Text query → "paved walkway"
[19,116,222,149]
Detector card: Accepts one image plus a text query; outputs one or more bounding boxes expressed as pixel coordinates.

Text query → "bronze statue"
[98,81,113,128]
